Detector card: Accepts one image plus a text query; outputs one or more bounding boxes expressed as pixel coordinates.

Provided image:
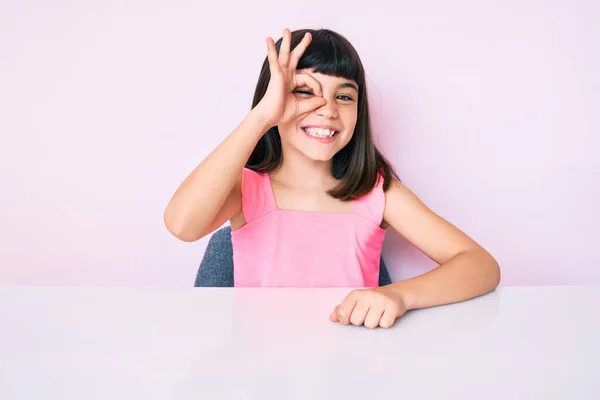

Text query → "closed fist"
[330,286,408,329]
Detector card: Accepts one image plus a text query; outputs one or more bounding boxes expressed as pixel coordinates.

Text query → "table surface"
[1,285,599,399]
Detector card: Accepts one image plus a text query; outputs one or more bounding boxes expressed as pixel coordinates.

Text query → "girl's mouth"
[301,127,339,139]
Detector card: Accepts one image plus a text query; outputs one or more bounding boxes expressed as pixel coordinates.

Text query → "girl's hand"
[330,286,409,329]
[255,28,327,128]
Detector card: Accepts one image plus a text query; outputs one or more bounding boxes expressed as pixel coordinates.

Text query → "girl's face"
[277,70,359,163]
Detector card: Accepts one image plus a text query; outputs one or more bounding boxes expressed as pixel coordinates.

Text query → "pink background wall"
[1,1,598,286]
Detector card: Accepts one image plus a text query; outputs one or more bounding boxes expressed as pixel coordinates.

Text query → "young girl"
[165,28,500,329]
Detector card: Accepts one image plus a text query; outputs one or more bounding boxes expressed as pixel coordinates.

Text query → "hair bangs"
[295,30,364,84]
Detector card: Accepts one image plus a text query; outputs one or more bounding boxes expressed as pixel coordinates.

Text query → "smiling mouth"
[301,127,339,138]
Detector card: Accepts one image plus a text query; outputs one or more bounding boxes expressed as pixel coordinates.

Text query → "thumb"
[297,97,327,116]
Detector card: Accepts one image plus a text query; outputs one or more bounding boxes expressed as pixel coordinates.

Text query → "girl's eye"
[338,94,354,101]
[294,89,314,96]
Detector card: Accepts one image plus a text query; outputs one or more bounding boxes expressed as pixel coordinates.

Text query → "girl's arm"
[164,29,325,242]
[331,178,500,328]
[164,110,270,242]
[381,179,500,310]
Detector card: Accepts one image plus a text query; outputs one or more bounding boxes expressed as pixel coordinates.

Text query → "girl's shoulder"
[240,167,275,223]
[352,173,386,226]
[241,167,266,187]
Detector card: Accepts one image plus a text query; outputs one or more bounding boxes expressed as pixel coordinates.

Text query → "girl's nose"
[315,98,339,119]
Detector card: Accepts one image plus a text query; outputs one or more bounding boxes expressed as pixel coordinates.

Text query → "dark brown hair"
[247,28,399,201]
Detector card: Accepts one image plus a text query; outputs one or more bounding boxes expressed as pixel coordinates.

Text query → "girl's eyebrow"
[298,82,359,92]
[338,82,359,92]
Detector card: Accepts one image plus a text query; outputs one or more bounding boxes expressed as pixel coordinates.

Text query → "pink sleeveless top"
[230,168,387,287]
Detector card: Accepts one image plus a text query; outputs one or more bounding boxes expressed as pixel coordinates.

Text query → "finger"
[265,37,280,73]
[363,306,385,330]
[379,306,397,329]
[330,310,338,322]
[297,97,327,116]
[294,73,322,97]
[349,300,369,326]
[289,32,312,69]
[278,28,291,66]
[333,295,358,325]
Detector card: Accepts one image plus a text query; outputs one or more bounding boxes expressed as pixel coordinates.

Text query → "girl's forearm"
[164,109,271,241]
[390,249,500,311]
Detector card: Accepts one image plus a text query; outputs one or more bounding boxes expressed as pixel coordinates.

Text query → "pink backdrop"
[1,1,598,286]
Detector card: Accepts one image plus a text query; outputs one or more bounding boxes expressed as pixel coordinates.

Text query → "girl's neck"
[272,147,336,190]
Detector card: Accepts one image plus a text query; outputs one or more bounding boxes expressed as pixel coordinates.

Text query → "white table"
[0,286,599,399]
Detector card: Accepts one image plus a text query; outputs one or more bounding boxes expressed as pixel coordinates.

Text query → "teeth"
[304,127,337,138]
